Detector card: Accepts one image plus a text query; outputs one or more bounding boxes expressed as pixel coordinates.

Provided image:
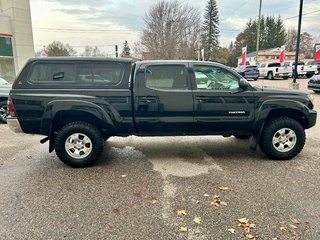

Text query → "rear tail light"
[301,66,304,71]
[7,96,17,117]
[244,70,250,72]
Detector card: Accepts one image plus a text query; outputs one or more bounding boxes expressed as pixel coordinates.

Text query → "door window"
[193,66,239,90]
[145,65,188,90]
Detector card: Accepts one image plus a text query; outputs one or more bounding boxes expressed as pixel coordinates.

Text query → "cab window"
[193,66,239,90]
[145,65,188,90]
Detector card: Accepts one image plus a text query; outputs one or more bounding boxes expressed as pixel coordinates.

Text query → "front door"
[191,64,255,132]
[134,63,194,134]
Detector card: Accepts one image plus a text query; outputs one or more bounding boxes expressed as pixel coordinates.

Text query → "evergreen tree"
[122,40,131,56]
[201,0,219,61]
[241,15,286,52]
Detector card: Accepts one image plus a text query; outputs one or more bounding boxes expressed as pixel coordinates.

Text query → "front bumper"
[307,109,317,129]
[308,83,320,91]
[7,117,23,134]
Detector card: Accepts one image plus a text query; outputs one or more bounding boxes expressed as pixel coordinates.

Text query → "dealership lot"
[0,78,319,240]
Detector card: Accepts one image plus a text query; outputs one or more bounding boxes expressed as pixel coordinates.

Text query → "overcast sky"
[30,0,320,56]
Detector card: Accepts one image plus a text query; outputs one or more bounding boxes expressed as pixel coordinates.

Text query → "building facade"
[0,0,34,82]
[238,48,296,66]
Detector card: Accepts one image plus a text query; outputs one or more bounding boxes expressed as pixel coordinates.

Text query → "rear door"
[133,63,194,134]
[191,64,255,132]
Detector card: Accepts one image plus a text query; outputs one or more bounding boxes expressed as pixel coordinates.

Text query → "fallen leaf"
[219,186,232,191]
[210,195,227,207]
[291,219,300,224]
[238,218,250,224]
[27,155,32,159]
[289,224,298,229]
[271,238,278,240]
[227,228,236,234]
[180,226,188,232]
[280,226,287,232]
[134,192,142,198]
[121,175,127,178]
[112,208,120,214]
[220,201,228,206]
[203,194,210,197]
[181,197,187,202]
[249,223,256,229]
[131,204,140,209]
[193,216,202,224]
[177,210,187,216]
[246,234,254,239]
[196,200,200,204]
[148,197,158,204]
[304,221,310,224]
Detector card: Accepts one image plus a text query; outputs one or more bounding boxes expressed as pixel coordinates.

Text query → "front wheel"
[259,117,305,160]
[267,72,274,80]
[55,121,104,167]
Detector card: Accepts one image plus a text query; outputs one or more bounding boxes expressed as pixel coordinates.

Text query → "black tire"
[0,101,8,123]
[55,121,104,167]
[234,134,251,139]
[259,117,305,160]
[283,77,289,80]
[313,90,320,94]
[254,78,258,81]
[306,73,313,78]
[267,72,274,80]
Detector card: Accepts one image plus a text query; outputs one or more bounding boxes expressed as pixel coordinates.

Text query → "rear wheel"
[267,72,274,80]
[306,73,314,78]
[283,77,289,80]
[259,117,305,160]
[55,121,104,167]
[0,101,8,123]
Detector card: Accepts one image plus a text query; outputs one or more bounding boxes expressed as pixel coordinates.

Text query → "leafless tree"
[44,41,77,56]
[141,0,201,60]
[82,46,105,57]
[286,29,315,58]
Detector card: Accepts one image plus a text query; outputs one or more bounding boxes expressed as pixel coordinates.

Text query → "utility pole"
[290,0,303,89]
[255,0,262,65]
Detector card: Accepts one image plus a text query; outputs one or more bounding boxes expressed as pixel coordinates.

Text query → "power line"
[33,28,143,33]
[283,9,320,20]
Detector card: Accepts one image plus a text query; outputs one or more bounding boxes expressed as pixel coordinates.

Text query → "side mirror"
[239,78,250,90]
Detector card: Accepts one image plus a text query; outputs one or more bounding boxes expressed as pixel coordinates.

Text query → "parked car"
[258,62,291,80]
[0,77,11,123]
[235,65,259,80]
[307,65,320,93]
[7,57,317,167]
[283,61,306,78]
[305,60,320,78]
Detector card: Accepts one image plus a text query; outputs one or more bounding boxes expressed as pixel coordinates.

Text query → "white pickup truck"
[283,61,306,78]
[258,62,291,80]
[305,60,320,78]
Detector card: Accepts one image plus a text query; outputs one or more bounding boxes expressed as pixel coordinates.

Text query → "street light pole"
[293,0,303,86]
[255,0,262,65]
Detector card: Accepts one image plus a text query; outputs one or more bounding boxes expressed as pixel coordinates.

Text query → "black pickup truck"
[8,58,317,167]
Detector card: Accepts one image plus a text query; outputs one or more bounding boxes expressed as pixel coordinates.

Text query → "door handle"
[142,97,153,104]
[196,96,210,102]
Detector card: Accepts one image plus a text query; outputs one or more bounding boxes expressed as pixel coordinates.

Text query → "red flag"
[316,44,320,60]
[279,46,285,63]
[242,47,247,66]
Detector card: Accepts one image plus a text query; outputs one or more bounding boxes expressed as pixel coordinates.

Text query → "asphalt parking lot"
[0,78,319,240]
